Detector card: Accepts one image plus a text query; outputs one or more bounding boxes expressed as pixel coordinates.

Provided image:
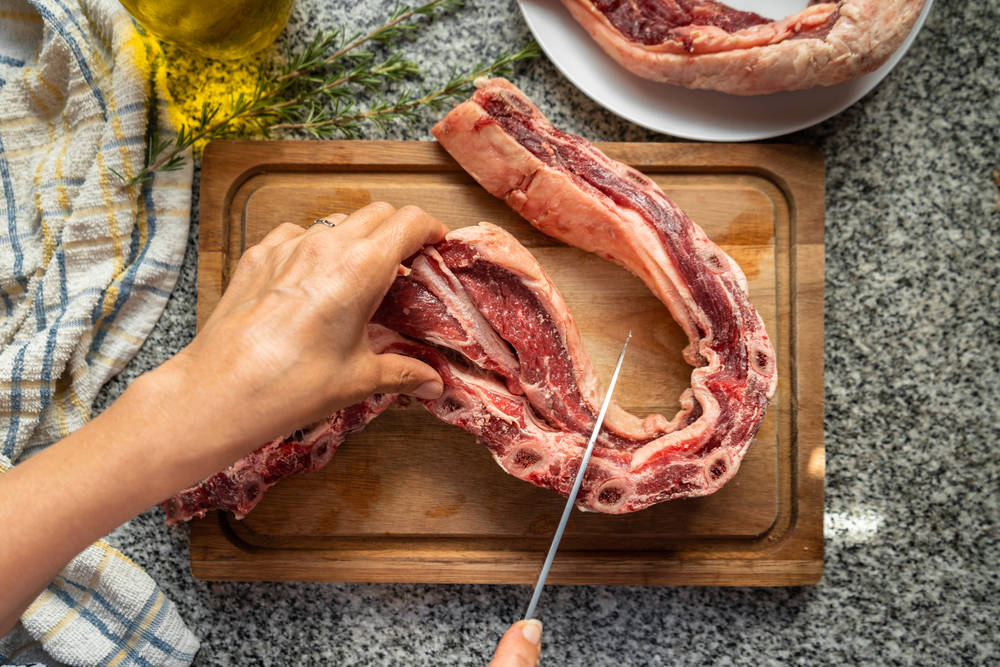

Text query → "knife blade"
[521,330,632,621]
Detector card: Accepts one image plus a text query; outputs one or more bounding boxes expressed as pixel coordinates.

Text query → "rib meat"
[163,80,778,522]
[429,78,777,511]
[561,0,926,95]
[163,392,396,525]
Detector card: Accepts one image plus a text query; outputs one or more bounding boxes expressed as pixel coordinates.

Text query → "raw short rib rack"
[559,0,926,95]
[428,77,777,510]
[163,394,396,523]
[163,79,778,524]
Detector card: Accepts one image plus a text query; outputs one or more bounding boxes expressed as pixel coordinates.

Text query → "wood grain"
[193,140,824,586]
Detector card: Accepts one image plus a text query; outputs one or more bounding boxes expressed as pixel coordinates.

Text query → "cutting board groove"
[193,140,824,586]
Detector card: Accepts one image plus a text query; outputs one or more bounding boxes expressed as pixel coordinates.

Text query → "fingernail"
[412,381,443,400]
[521,619,542,646]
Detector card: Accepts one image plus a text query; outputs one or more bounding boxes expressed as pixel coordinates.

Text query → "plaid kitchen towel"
[0,0,199,665]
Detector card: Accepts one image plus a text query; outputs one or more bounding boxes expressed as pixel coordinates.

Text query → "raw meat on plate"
[559,0,926,95]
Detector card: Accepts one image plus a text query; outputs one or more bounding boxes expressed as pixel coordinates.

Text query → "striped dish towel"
[0,0,199,665]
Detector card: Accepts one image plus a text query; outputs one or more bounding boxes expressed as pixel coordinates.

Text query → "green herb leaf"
[115,0,537,189]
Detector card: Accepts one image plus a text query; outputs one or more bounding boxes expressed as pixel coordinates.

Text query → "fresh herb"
[114,0,540,188]
[269,44,541,138]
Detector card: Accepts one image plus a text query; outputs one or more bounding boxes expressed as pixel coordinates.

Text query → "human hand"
[153,202,448,471]
[0,203,448,633]
[489,620,543,667]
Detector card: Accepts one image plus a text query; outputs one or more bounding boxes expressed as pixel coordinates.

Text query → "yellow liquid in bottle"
[119,0,296,60]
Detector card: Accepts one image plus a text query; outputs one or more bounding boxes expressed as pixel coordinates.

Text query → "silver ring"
[308,219,337,229]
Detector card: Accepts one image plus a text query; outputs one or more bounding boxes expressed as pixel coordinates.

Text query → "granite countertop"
[97,1,999,664]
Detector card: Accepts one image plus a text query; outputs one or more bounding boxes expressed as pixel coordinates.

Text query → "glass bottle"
[118,0,296,60]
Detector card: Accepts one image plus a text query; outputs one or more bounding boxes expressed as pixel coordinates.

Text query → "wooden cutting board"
[192,140,824,586]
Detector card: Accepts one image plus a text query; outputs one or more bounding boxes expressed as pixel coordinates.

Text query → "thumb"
[372,353,443,400]
[489,620,542,667]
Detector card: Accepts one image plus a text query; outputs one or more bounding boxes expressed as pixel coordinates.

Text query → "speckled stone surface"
[95,1,999,665]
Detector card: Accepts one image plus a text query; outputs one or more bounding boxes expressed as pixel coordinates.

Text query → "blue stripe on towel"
[29,1,107,117]
[0,126,25,283]
[57,578,196,663]
[36,247,71,414]
[3,345,27,459]
[90,177,159,354]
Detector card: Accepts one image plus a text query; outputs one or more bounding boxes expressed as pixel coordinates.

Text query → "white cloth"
[0,0,198,664]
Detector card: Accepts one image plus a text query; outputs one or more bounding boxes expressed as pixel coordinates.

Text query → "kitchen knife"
[521,330,632,621]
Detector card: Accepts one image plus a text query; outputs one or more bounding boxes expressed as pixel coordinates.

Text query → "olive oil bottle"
[119,0,295,60]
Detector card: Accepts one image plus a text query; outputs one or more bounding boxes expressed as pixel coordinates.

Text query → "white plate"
[518,0,934,141]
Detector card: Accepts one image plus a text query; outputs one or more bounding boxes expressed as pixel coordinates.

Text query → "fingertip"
[400,205,447,233]
[410,380,443,400]
[374,354,443,399]
[489,620,542,667]
[521,619,542,646]
[396,205,449,243]
[370,206,449,273]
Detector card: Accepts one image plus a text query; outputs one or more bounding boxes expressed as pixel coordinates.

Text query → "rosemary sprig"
[116,0,538,188]
[276,0,464,85]
[269,42,542,139]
